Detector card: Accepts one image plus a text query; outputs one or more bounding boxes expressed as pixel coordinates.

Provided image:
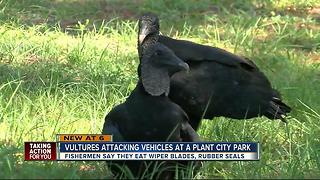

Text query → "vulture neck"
[138,34,159,60]
[134,80,167,97]
[137,34,159,78]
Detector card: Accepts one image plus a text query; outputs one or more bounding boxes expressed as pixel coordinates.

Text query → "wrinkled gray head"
[137,13,160,76]
[138,13,160,45]
[141,42,189,96]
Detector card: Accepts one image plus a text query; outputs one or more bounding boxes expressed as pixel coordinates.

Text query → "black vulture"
[102,42,200,179]
[138,14,291,130]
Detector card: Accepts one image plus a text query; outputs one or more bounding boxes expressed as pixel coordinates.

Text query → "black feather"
[102,43,200,179]
[138,13,292,130]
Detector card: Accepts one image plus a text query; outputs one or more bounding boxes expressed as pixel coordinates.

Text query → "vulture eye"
[155,50,162,56]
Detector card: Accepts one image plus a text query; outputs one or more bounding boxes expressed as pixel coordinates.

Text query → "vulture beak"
[178,62,190,72]
[139,24,149,44]
[167,55,190,73]
[139,34,147,44]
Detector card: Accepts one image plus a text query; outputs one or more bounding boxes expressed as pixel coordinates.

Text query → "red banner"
[24,142,56,161]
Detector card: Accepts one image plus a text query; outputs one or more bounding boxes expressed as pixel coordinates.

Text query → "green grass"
[0,0,319,179]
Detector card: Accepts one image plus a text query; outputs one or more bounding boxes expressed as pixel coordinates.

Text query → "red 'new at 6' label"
[25,142,56,161]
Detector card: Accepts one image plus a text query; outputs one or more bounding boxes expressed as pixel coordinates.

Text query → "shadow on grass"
[2,0,318,32]
[1,0,319,53]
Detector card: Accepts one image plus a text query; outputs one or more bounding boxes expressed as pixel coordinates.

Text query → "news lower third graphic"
[24,134,260,161]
